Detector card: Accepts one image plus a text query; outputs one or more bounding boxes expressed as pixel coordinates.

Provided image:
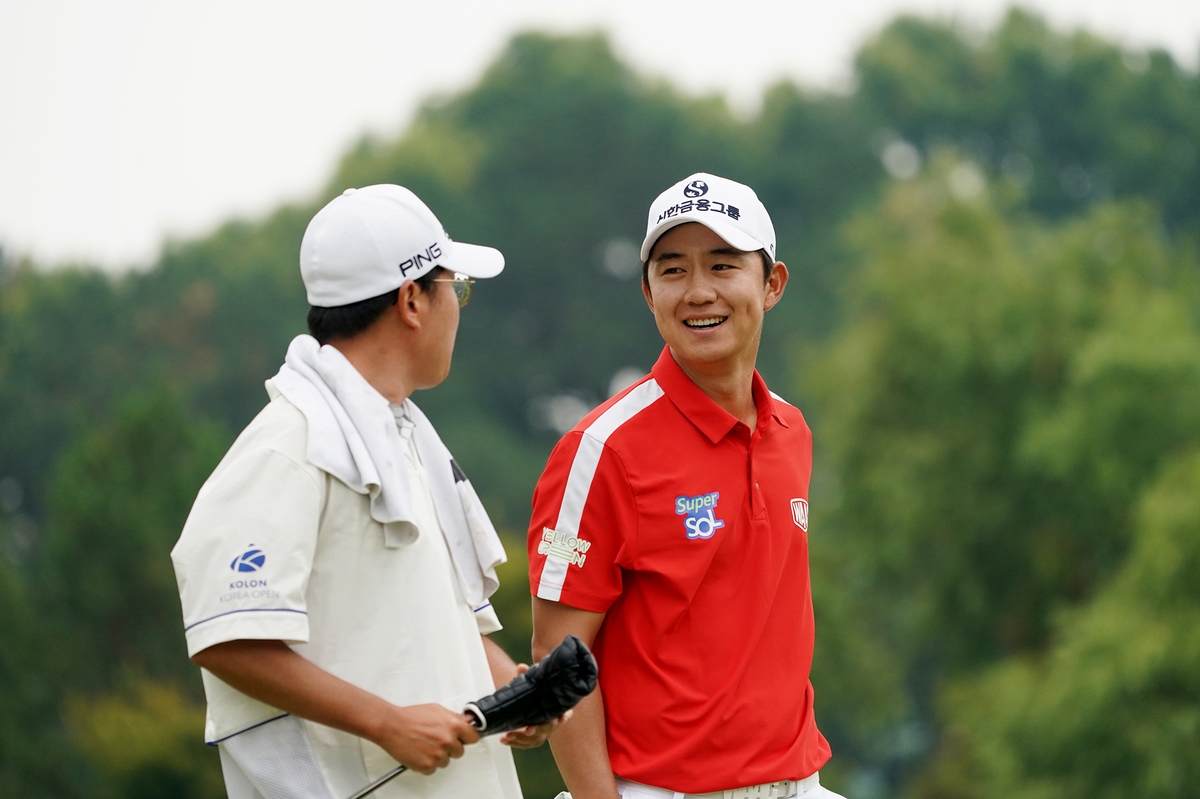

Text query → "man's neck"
[327,335,414,405]
[669,348,759,429]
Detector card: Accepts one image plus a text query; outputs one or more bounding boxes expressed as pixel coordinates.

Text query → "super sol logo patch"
[676,491,725,539]
[791,498,809,532]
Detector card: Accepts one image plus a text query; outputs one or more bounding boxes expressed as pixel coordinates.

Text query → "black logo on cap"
[683,180,709,198]
[399,241,443,276]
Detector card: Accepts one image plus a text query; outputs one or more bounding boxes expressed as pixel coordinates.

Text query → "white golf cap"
[300,184,505,307]
[640,172,776,262]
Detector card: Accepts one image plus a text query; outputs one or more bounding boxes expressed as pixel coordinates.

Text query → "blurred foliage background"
[2,7,1199,798]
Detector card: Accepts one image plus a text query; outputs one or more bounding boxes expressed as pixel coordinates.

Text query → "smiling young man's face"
[643,222,787,375]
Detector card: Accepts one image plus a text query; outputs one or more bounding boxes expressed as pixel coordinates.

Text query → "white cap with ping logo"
[300,184,505,307]
[639,172,776,262]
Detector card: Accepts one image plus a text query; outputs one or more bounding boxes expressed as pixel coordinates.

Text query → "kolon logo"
[790,498,809,532]
[230,545,266,573]
[683,180,709,198]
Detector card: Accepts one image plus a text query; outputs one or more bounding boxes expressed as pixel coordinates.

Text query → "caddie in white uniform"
[171,184,558,799]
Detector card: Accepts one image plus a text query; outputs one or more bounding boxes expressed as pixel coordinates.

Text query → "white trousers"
[554,773,847,799]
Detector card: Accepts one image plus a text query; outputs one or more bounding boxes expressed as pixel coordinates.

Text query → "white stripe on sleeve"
[536,379,664,602]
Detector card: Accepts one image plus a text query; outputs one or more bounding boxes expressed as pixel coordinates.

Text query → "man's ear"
[395,280,425,330]
[641,276,655,312]
[763,262,788,312]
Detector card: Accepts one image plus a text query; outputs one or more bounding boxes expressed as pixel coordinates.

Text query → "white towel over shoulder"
[266,334,506,609]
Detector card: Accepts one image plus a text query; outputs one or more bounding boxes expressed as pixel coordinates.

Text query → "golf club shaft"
[344,764,407,799]
[343,711,483,799]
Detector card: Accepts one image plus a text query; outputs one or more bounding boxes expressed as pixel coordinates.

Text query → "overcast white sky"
[1,0,1197,270]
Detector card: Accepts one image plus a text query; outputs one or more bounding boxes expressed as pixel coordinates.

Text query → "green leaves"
[65,681,224,799]
[925,452,1200,799]
[40,389,228,687]
[809,158,1200,794]
[1,11,1199,798]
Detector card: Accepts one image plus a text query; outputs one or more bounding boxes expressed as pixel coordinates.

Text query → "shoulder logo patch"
[791,498,809,532]
[539,528,591,568]
[230,545,266,572]
[676,491,725,539]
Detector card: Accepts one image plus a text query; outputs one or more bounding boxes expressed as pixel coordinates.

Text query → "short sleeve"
[474,603,503,635]
[171,447,324,657]
[527,431,637,612]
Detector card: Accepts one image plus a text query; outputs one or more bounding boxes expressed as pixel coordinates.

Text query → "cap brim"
[440,240,505,278]
[639,215,765,261]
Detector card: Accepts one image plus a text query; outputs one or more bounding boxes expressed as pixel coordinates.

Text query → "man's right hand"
[373,703,481,775]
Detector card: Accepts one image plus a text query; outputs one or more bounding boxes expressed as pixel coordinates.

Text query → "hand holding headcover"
[345,635,598,799]
[465,633,598,734]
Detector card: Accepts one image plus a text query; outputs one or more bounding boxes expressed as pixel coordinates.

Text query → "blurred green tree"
[0,550,92,797]
[0,265,131,521]
[65,680,224,799]
[39,389,228,688]
[0,12,1198,799]
[856,9,1200,227]
[807,154,1200,791]
[917,449,1200,799]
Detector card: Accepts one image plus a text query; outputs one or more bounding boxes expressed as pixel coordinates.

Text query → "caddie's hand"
[498,663,573,749]
[376,703,480,775]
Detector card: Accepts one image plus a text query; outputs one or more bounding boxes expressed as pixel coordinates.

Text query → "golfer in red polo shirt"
[528,173,842,799]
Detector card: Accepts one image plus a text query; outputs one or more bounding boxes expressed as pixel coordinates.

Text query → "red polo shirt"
[527,347,831,793]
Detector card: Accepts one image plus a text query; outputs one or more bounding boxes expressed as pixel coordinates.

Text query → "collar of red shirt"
[649,346,789,445]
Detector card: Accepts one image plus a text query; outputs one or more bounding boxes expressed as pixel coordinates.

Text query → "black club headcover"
[464,634,598,735]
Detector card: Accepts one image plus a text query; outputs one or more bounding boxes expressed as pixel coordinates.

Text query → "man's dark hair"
[307,268,441,344]
[641,249,775,289]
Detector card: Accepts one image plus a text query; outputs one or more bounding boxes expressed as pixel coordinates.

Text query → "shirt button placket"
[748,437,766,519]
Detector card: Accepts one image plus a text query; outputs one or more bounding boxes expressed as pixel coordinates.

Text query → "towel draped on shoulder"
[267,334,506,610]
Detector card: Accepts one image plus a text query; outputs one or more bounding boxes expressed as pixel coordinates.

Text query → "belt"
[617,772,820,799]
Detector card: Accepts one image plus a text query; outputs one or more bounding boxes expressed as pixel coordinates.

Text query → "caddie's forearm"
[481,634,520,688]
[550,686,619,799]
[192,639,392,745]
